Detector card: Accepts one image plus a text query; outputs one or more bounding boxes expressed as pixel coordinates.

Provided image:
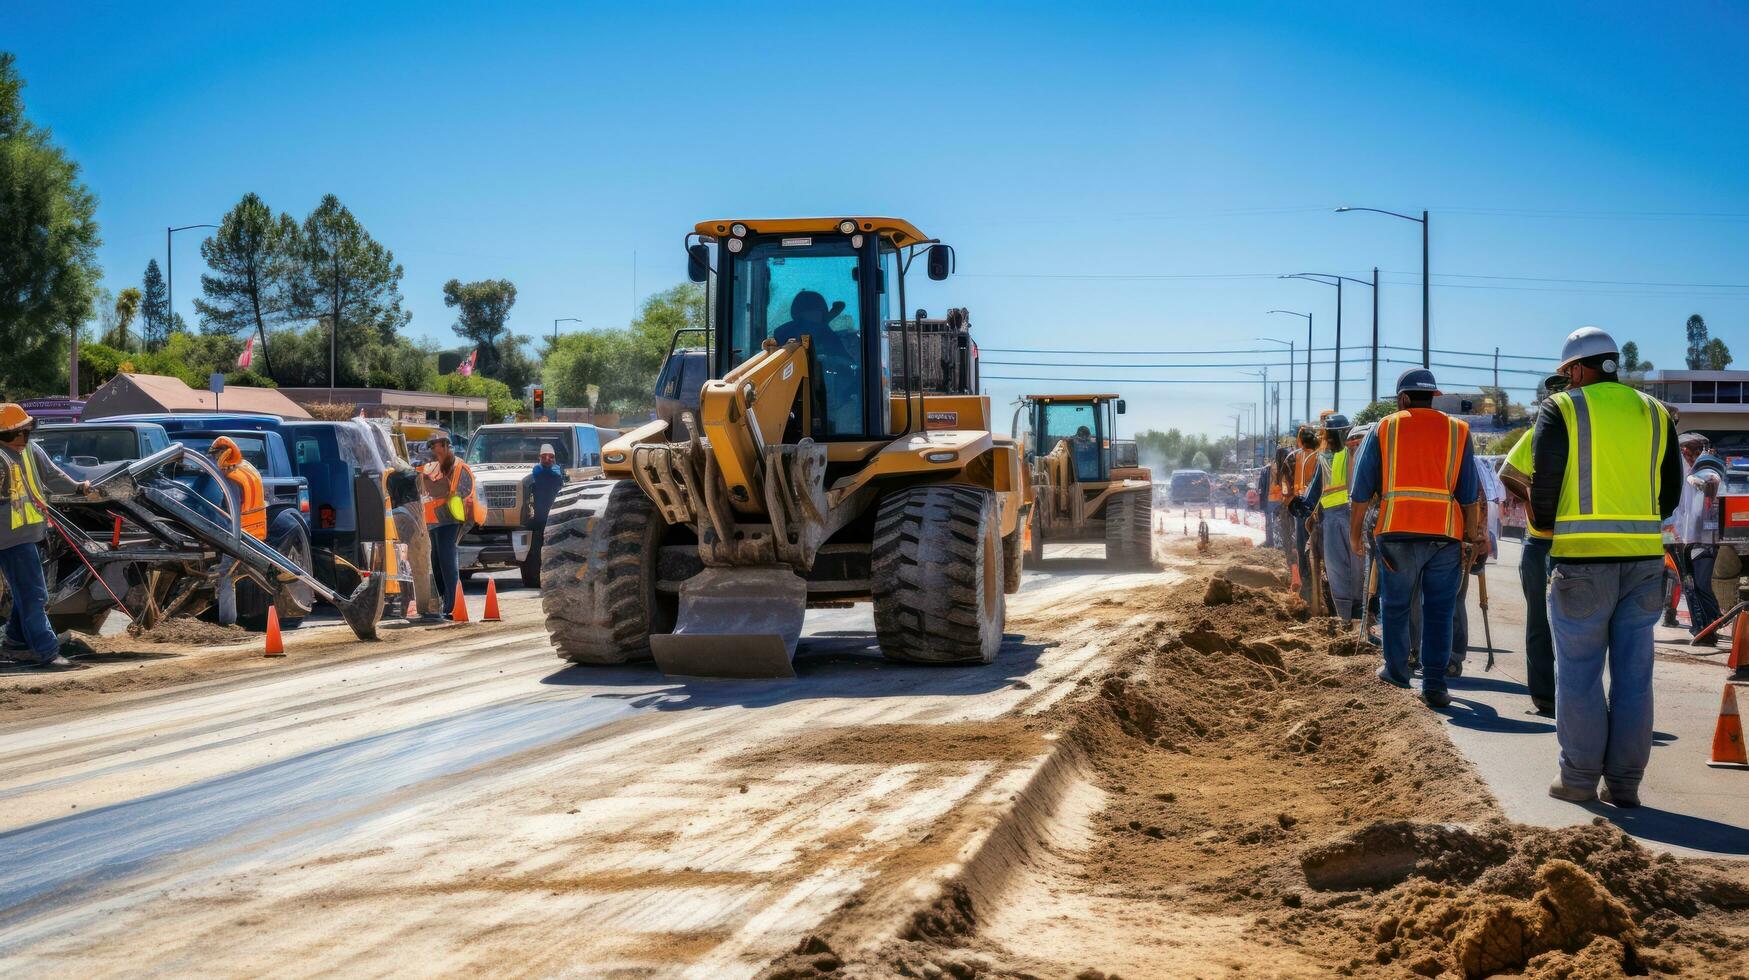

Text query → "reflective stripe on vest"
[1550,382,1667,559]
[423,460,484,525]
[1375,409,1467,539]
[1319,448,1350,509]
[6,447,46,531]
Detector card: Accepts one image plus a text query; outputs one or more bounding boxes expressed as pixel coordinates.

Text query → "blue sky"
[8,1,1748,435]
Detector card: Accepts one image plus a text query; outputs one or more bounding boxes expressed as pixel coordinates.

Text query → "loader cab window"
[728,237,866,439]
[1037,402,1105,482]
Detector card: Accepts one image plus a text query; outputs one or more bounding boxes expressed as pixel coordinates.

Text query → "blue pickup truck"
[35,420,316,628]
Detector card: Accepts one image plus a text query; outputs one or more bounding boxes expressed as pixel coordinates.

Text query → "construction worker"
[1301,415,1363,623]
[208,437,268,627]
[1348,370,1485,708]
[521,444,566,588]
[421,433,482,620]
[1500,426,1556,715]
[1534,327,1681,809]
[1268,446,1292,550]
[0,404,90,669]
[1676,434,1725,645]
[1288,425,1320,600]
[386,460,441,622]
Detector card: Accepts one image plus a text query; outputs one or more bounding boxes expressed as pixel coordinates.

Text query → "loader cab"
[1021,395,1126,484]
[693,217,950,443]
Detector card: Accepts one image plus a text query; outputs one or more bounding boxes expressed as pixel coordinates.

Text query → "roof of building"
[276,388,488,412]
[82,374,312,420]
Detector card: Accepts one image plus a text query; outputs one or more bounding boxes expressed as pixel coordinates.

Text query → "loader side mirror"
[927,244,953,281]
[1116,399,1127,415]
[687,244,711,283]
[354,475,387,543]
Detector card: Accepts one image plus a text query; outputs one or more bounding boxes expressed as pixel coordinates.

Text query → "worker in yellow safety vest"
[1532,328,1680,810]
[0,404,90,669]
[1299,414,1364,623]
[420,433,482,619]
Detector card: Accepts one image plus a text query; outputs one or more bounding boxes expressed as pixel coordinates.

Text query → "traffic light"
[533,387,545,416]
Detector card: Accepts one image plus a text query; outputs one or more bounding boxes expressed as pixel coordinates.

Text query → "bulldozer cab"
[1020,395,1126,485]
[690,217,953,442]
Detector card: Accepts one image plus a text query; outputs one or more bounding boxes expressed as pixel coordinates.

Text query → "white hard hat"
[1558,326,1619,371]
[539,444,556,456]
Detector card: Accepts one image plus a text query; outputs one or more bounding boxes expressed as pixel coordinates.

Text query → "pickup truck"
[460,422,618,585]
[33,420,316,629]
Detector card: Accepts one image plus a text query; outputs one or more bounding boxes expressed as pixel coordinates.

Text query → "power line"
[985,374,1542,392]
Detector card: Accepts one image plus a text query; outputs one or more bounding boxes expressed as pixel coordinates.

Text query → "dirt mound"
[765,567,1749,979]
[122,618,250,645]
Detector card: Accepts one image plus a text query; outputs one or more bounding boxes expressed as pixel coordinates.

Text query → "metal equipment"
[1014,394,1155,569]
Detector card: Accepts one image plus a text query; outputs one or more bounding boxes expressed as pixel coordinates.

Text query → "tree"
[1685,314,1709,370]
[140,259,170,350]
[545,283,706,413]
[194,192,302,380]
[1350,400,1397,425]
[0,52,101,397]
[295,194,411,387]
[104,287,141,350]
[1701,337,1733,371]
[1620,341,1653,374]
[442,277,518,379]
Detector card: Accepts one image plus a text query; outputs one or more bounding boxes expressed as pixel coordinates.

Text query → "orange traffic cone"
[264,606,285,658]
[482,578,502,622]
[1708,683,1747,769]
[451,584,470,623]
[1728,611,1749,681]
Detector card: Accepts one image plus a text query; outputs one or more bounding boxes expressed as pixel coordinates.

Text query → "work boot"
[1548,778,1596,803]
[1530,697,1555,717]
[1421,688,1452,709]
[1375,665,1410,689]
[1600,785,1641,809]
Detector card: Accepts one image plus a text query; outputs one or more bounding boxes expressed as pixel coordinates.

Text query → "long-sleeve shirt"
[1529,394,1681,563]
[525,462,566,526]
[1347,417,1481,540]
[0,443,82,550]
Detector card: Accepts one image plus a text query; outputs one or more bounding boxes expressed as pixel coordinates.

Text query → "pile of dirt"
[121,618,250,645]
[763,568,1749,979]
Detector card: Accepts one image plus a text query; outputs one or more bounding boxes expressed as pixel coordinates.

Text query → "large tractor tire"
[872,484,1005,665]
[1002,520,1023,595]
[541,480,675,664]
[1104,489,1156,569]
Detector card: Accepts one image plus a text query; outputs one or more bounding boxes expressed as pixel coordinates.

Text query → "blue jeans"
[1685,546,1723,636]
[429,523,462,617]
[0,541,59,662]
[1520,537,1555,703]
[1378,537,1462,693]
[1264,501,1279,547]
[1321,505,1362,621]
[1547,558,1662,793]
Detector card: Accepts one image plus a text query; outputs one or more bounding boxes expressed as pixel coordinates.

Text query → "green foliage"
[545,283,705,414]
[1133,428,1237,472]
[1190,450,1212,471]
[1685,314,1708,370]
[140,259,169,350]
[262,322,436,390]
[431,372,521,421]
[76,331,275,393]
[1350,400,1398,425]
[442,277,520,380]
[0,52,101,397]
[1620,341,1653,374]
[194,192,302,379]
[1701,336,1732,370]
[1485,425,1529,456]
[105,287,141,350]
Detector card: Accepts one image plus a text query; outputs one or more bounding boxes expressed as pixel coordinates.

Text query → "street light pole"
[1335,206,1430,368]
[1371,267,1380,404]
[1283,272,1378,415]
[1268,310,1313,421]
[167,223,218,347]
[554,317,582,348]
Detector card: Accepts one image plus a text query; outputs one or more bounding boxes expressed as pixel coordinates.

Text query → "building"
[1634,369,1749,455]
[83,374,312,420]
[276,387,490,434]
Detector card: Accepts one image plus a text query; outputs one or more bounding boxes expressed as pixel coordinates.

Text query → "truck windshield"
[729,236,865,438]
[1038,402,1102,481]
[35,428,142,466]
[466,430,572,467]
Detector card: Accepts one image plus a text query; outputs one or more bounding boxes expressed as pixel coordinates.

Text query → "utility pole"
[1422,210,1431,369]
[1371,266,1380,405]
[1493,347,1500,390]
[1334,280,1343,413]
[166,223,218,349]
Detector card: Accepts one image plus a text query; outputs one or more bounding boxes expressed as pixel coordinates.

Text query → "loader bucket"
[649,566,808,679]
[335,572,386,642]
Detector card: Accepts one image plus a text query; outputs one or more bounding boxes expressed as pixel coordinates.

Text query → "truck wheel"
[1104,490,1156,569]
[872,484,1005,665]
[1002,518,1023,595]
[541,480,675,664]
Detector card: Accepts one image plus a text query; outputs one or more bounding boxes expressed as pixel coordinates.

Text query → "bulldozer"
[1015,394,1156,568]
[539,217,1028,678]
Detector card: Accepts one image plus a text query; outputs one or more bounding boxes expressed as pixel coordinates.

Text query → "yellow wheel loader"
[1015,394,1157,569]
[539,217,1028,678]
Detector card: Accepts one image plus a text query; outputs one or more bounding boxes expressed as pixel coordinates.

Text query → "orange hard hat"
[0,403,34,433]
[209,436,242,468]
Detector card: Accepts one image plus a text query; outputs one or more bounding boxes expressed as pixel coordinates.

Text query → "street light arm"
[169,223,219,233]
[1334,206,1424,224]
[1288,272,1374,289]
[1267,309,1312,320]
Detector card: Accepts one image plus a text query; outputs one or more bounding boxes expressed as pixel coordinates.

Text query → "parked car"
[460,422,619,585]
[34,421,173,479]
[1168,469,1212,504]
